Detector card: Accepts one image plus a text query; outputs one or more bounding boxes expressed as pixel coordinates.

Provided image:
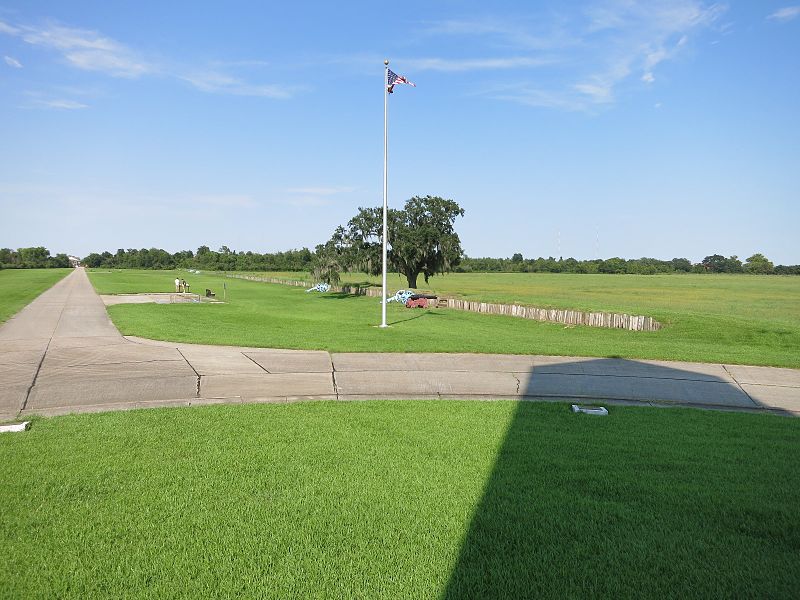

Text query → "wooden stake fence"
[225,274,662,332]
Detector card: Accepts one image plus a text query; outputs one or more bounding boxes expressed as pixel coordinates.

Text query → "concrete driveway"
[1,268,798,420]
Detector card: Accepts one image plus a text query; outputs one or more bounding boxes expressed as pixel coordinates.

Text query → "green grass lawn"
[89,269,800,368]
[1,401,797,598]
[252,270,800,326]
[0,268,71,324]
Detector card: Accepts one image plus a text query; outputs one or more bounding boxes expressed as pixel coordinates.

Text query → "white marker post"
[381,59,389,328]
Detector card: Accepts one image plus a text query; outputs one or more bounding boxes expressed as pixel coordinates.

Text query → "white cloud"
[574,81,615,103]
[13,22,152,78]
[32,98,89,110]
[22,90,92,110]
[428,1,726,111]
[571,55,633,105]
[767,6,800,21]
[63,49,150,78]
[421,18,571,51]
[402,56,554,72]
[0,18,299,98]
[0,20,20,35]
[482,84,588,111]
[574,1,724,106]
[586,1,725,33]
[180,71,299,98]
[324,52,554,76]
[4,55,22,68]
[645,48,669,71]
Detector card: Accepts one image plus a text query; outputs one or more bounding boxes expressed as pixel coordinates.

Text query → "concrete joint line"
[59,358,186,368]
[243,353,271,373]
[19,278,74,414]
[722,365,758,407]
[20,341,50,415]
[329,353,339,401]
[316,369,730,385]
[176,348,201,398]
[736,382,800,389]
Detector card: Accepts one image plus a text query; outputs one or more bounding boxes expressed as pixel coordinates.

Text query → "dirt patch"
[100,293,222,306]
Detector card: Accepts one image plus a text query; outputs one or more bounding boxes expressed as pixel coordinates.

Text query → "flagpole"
[381,59,389,328]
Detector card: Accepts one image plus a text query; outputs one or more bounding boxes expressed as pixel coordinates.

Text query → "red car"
[405,294,437,309]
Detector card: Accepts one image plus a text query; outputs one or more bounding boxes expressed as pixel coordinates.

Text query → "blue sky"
[1,1,798,263]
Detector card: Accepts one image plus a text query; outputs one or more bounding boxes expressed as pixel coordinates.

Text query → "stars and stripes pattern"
[387,69,416,93]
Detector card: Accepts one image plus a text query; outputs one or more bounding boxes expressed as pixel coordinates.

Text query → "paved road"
[1,268,798,420]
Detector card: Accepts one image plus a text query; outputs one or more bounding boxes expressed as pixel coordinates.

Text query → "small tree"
[725,255,744,273]
[49,253,70,268]
[701,254,726,272]
[311,237,346,285]
[671,258,693,272]
[599,257,627,274]
[744,253,774,274]
[18,247,51,268]
[702,254,743,273]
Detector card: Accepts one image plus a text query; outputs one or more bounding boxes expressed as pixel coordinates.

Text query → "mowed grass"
[89,269,800,367]
[256,269,800,330]
[0,268,71,324]
[1,401,797,598]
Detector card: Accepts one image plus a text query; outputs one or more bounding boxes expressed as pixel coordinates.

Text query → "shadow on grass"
[319,292,364,300]
[316,282,380,300]
[441,358,796,599]
[387,310,444,326]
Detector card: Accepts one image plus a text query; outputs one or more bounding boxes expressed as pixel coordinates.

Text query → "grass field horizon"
[89,269,800,368]
[2,400,797,598]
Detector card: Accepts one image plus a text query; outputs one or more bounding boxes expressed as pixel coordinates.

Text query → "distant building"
[68,255,81,267]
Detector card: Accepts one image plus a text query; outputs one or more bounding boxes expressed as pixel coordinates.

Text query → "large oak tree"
[315,195,465,288]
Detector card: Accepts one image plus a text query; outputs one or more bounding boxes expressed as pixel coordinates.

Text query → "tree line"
[80,246,314,271]
[457,253,799,275]
[0,247,71,269]
[3,245,798,277]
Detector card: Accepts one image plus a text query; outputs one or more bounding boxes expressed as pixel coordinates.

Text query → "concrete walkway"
[1,268,798,420]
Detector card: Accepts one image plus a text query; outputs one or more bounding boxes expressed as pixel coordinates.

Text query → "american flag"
[387,69,416,93]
